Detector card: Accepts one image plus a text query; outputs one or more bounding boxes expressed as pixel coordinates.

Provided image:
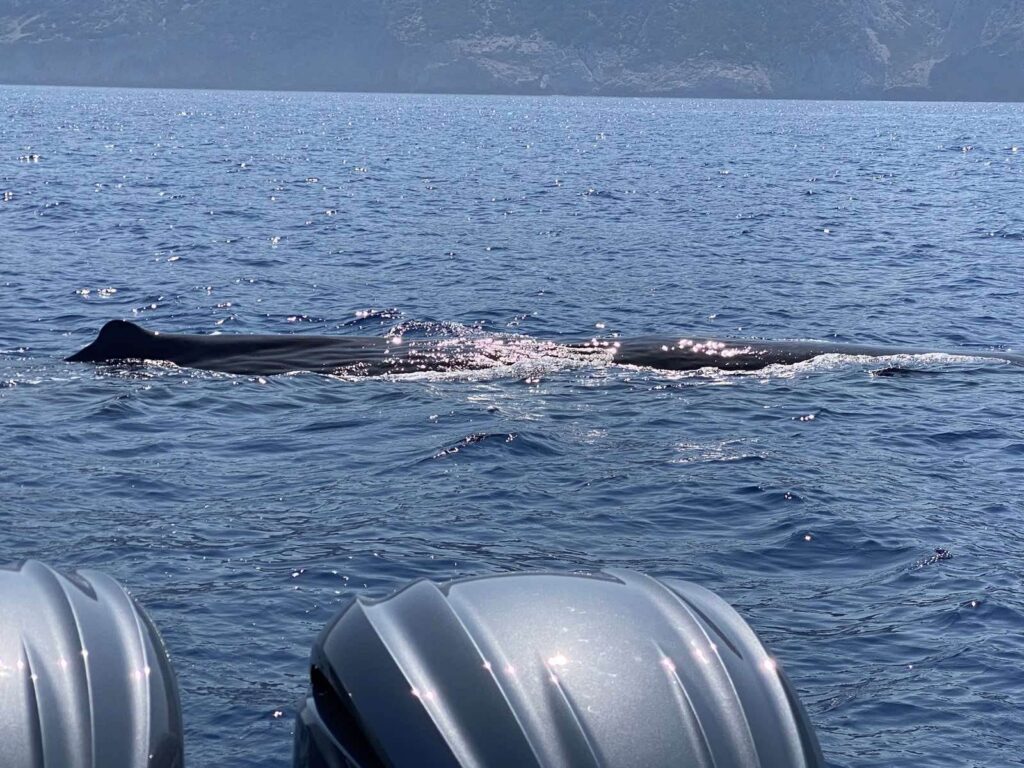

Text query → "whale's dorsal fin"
[66,319,155,362]
[96,319,151,344]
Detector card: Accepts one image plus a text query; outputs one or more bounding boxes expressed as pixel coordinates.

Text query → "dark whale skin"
[64,319,492,376]
[67,320,1024,376]
[608,336,1024,369]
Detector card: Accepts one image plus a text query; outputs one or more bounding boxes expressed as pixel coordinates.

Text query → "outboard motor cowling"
[294,568,824,768]
[0,560,183,768]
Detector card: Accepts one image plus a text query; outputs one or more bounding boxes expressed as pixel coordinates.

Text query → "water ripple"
[1,88,1023,768]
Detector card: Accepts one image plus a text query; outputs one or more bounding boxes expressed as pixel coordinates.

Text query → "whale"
[66,320,1024,376]
[64,319,481,376]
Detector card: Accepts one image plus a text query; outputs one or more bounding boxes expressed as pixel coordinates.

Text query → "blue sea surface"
[2,86,1024,766]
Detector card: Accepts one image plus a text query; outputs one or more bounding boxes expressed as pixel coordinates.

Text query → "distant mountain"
[2,0,1023,100]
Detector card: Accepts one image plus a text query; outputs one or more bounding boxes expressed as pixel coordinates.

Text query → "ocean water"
[2,86,1023,767]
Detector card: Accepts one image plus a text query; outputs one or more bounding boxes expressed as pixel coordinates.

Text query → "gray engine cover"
[296,568,824,767]
[0,560,183,767]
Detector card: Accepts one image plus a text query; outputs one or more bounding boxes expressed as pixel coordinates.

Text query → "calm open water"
[2,86,1023,766]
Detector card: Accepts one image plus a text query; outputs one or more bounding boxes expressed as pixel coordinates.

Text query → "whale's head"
[66,320,157,363]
